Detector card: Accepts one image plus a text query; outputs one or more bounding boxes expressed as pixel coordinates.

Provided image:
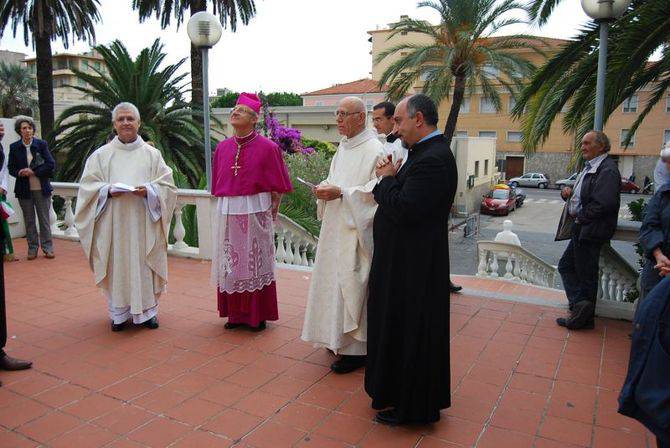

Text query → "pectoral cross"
[231,144,242,176]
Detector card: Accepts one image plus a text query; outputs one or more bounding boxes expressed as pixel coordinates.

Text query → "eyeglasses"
[334,111,363,119]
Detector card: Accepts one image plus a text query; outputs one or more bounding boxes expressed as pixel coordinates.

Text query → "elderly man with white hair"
[653,143,670,193]
[302,96,384,374]
[74,102,177,332]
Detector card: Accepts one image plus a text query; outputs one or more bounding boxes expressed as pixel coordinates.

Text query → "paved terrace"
[0,240,653,448]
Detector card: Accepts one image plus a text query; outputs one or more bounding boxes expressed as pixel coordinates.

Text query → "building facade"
[368,23,670,183]
[301,78,388,107]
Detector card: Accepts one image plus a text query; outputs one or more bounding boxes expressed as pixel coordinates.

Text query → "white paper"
[296,177,316,189]
[110,182,137,193]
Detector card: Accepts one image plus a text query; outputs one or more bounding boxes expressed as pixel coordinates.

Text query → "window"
[479,131,497,139]
[455,130,468,138]
[666,95,670,113]
[484,159,489,175]
[78,79,86,87]
[664,130,670,145]
[508,96,516,113]
[480,97,496,113]
[83,60,89,70]
[482,65,499,78]
[623,95,638,113]
[69,59,78,70]
[459,97,470,113]
[94,61,101,70]
[621,129,636,147]
[475,161,480,177]
[507,131,523,142]
[57,59,67,70]
[315,101,323,106]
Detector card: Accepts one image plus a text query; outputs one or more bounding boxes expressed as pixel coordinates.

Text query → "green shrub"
[280,151,332,237]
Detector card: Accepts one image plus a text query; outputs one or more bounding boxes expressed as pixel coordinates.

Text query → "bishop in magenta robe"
[211,93,292,331]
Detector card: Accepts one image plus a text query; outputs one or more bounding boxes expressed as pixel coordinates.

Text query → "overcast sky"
[0,0,590,95]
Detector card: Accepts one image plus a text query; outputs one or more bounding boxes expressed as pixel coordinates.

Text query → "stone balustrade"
[49,182,318,268]
[476,240,558,288]
[595,243,638,320]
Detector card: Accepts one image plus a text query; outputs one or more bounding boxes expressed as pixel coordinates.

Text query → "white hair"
[112,102,141,122]
[661,143,670,159]
[340,96,366,115]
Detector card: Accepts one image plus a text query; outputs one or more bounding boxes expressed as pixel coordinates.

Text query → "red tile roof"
[303,78,388,96]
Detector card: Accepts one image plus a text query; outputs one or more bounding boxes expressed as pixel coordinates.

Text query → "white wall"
[452,137,499,216]
[0,118,26,237]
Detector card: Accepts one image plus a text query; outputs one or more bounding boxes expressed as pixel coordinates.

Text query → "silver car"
[555,173,578,190]
[508,172,550,189]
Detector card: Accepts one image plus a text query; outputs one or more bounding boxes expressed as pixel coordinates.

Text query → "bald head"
[336,96,367,138]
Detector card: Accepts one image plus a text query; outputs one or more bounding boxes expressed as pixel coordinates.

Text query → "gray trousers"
[18,191,53,254]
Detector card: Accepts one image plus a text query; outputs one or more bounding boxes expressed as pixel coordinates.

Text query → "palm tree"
[51,39,207,187]
[132,0,256,107]
[513,0,668,153]
[0,62,37,117]
[377,0,543,149]
[0,0,101,138]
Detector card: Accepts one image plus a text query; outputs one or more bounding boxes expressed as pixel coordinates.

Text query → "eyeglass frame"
[334,110,364,119]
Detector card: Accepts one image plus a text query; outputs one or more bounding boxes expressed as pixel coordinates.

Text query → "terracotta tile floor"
[0,240,653,447]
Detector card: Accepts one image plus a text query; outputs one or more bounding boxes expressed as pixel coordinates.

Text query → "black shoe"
[450,282,463,293]
[111,321,126,332]
[0,354,32,371]
[375,409,402,426]
[250,321,267,332]
[224,321,244,330]
[566,301,595,330]
[143,316,159,329]
[330,355,366,374]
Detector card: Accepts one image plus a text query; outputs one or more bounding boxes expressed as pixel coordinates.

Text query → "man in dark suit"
[8,116,56,260]
[555,130,621,330]
[365,94,457,425]
[0,122,33,387]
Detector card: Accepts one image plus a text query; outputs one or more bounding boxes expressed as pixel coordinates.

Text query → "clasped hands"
[653,248,670,277]
[375,154,402,179]
[18,168,35,178]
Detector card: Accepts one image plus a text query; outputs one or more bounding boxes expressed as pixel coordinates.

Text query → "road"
[449,188,646,282]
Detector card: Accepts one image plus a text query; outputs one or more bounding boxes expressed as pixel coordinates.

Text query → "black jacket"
[640,182,670,260]
[8,138,55,199]
[557,155,621,242]
[618,276,670,444]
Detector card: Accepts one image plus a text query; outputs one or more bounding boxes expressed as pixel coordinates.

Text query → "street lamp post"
[187,12,223,192]
[580,0,632,131]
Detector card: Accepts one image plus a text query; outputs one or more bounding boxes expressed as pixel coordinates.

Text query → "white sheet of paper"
[110,182,137,193]
[296,177,316,189]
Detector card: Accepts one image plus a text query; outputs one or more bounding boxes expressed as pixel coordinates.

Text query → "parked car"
[556,173,578,190]
[508,172,550,189]
[621,178,641,193]
[481,185,525,216]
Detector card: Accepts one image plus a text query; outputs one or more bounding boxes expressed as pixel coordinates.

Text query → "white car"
[508,173,550,189]
[556,173,578,190]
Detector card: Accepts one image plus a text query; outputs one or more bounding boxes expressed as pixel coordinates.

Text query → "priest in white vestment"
[75,102,177,332]
[302,97,384,374]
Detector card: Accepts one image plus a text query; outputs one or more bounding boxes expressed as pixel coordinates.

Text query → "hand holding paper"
[109,182,137,194]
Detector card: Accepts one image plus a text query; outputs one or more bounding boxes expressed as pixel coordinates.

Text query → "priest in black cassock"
[365,94,457,426]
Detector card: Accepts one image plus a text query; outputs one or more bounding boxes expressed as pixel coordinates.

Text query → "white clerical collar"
[341,128,377,150]
[112,135,144,150]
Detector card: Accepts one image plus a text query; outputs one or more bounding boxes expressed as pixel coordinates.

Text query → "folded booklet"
[109,182,137,193]
[296,177,317,189]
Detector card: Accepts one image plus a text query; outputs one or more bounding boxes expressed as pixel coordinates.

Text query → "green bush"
[280,150,332,237]
[302,137,337,155]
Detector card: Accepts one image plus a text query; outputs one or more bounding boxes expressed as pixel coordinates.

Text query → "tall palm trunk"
[33,5,55,139]
[442,73,466,150]
[190,0,207,107]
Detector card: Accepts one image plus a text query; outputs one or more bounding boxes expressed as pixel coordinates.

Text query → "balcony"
[0,185,654,447]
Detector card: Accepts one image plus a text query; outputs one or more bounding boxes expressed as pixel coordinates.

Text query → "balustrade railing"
[49,182,318,268]
[476,241,558,288]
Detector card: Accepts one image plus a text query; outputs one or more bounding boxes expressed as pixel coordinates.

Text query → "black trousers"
[558,226,603,314]
[658,437,669,448]
[0,239,5,356]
